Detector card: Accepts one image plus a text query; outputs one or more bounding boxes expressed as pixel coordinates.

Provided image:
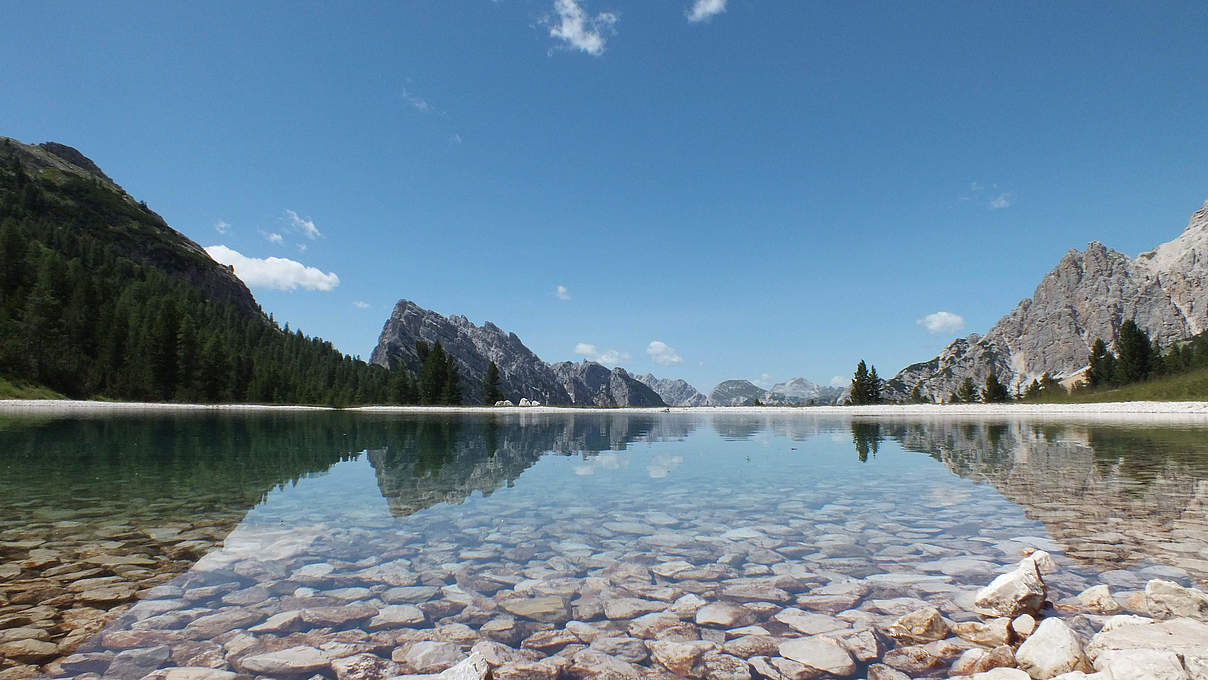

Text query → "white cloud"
[829,376,847,388]
[215,220,230,234]
[917,311,966,334]
[574,342,629,366]
[547,0,617,56]
[988,193,1012,210]
[353,301,370,309]
[687,0,726,22]
[265,232,284,244]
[646,341,683,366]
[451,133,463,145]
[555,284,571,301]
[401,87,431,113]
[284,209,322,239]
[205,245,340,292]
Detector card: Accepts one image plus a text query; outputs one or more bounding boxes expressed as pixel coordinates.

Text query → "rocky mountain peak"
[636,374,708,407]
[886,198,1208,401]
[370,300,665,406]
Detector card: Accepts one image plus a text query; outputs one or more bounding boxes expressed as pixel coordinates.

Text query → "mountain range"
[369,299,666,406]
[885,200,1208,400]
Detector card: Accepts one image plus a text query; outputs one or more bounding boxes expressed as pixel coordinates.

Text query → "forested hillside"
[0,137,400,404]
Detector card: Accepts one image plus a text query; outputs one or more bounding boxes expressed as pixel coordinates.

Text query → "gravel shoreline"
[2,400,1208,420]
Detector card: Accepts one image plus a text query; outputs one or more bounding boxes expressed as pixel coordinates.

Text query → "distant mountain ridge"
[886,199,1208,400]
[369,299,666,406]
[636,374,709,407]
[707,377,843,405]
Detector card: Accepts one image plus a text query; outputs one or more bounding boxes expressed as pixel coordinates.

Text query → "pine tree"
[908,383,926,404]
[440,360,461,405]
[956,377,977,403]
[1115,320,1153,384]
[982,371,1010,403]
[483,361,503,405]
[1086,338,1116,387]
[848,360,881,405]
[1024,379,1041,400]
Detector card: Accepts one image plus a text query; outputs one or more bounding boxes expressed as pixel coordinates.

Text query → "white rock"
[974,563,1046,618]
[971,670,1031,680]
[238,646,330,675]
[1146,580,1208,621]
[1021,550,1058,575]
[1016,618,1088,679]
[1011,613,1037,638]
[435,652,490,680]
[777,637,856,676]
[773,608,849,635]
[1094,648,1190,680]
[1085,616,1208,659]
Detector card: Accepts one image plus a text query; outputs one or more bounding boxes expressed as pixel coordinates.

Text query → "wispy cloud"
[205,245,339,292]
[574,342,629,366]
[686,0,726,22]
[547,0,618,56]
[646,341,683,366]
[917,311,966,334]
[215,220,230,235]
[284,209,322,240]
[401,86,431,113]
[752,373,774,389]
[962,182,1013,210]
[555,284,571,301]
[264,232,284,245]
[353,301,370,309]
[829,376,847,388]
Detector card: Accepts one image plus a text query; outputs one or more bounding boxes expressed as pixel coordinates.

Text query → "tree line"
[0,147,478,406]
[845,318,1208,405]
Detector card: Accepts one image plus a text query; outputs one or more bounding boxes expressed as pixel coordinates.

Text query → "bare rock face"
[636,374,709,406]
[550,362,666,407]
[370,300,571,405]
[370,300,666,407]
[886,199,1208,401]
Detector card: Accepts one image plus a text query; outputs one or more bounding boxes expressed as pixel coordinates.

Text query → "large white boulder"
[974,562,1046,618]
[1146,580,1208,622]
[1015,618,1089,679]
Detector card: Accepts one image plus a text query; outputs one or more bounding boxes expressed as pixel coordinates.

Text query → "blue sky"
[3,1,1207,391]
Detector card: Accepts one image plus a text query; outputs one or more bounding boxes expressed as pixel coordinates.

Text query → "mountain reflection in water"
[1,410,1207,671]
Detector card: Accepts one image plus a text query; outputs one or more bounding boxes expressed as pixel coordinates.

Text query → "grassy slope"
[0,376,66,400]
[1026,366,1208,403]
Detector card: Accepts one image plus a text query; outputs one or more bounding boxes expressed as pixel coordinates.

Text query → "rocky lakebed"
[1,412,1206,679]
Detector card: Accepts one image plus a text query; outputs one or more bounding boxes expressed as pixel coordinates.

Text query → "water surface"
[1,412,1205,677]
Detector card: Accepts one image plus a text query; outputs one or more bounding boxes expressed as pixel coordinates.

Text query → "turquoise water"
[1,412,1206,677]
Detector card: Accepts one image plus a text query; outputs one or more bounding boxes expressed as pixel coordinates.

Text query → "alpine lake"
[1,410,1207,680]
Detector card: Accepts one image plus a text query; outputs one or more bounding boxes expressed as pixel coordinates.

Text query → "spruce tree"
[849,360,871,405]
[1115,320,1153,384]
[981,371,1010,403]
[1086,338,1116,387]
[956,377,977,403]
[483,361,503,405]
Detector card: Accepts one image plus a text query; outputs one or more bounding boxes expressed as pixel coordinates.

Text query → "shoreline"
[1,399,1208,420]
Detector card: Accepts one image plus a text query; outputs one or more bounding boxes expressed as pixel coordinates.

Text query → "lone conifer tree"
[849,360,881,405]
[483,361,503,405]
[1115,320,1153,384]
[982,371,1010,403]
[956,377,977,403]
[1086,338,1116,387]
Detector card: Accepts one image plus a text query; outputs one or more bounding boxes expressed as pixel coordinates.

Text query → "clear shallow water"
[1,412,1206,678]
